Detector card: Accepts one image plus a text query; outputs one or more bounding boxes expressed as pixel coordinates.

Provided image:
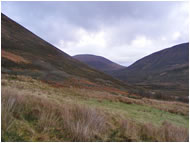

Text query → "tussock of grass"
[1,87,106,141]
[159,121,189,141]
[2,74,188,116]
[114,119,189,142]
[1,89,17,133]
[1,76,189,141]
[62,104,106,141]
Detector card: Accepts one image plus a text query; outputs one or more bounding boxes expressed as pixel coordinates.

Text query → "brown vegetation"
[1,86,188,142]
[116,119,189,142]
[71,86,189,116]
[62,104,107,141]
[1,87,107,141]
[2,50,29,64]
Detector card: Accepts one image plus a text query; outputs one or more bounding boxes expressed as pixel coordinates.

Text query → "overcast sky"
[1,1,189,66]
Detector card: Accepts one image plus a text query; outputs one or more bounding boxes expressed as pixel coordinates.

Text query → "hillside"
[112,43,189,97]
[1,13,189,142]
[73,54,125,74]
[1,13,130,90]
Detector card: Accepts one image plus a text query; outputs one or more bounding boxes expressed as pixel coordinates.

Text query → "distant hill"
[73,54,125,73]
[112,43,189,97]
[1,13,130,90]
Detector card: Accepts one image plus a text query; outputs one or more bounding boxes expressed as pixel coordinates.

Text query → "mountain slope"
[112,43,189,96]
[73,54,125,73]
[1,13,129,90]
[1,14,189,142]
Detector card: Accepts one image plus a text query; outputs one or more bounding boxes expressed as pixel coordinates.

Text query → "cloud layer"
[2,1,189,66]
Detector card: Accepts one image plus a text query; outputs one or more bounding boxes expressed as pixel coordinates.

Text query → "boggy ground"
[1,74,189,142]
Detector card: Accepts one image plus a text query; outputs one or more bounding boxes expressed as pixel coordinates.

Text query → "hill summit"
[1,13,129,90]
[73,54,125,73]
[112,43,189,97]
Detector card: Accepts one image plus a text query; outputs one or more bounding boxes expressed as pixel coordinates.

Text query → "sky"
[1,1,189,66]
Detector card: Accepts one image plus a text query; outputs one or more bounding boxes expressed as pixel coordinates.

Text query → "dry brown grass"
[119,119,139,141]
[1,77,189,141]
[2,74,188,117]
[1,89,17,133]
[142,98,189,116]
[36,107,61,133]
[117,119,189,142]
[62,104,107,141]
[159,121,189,142]
[1,88,25,134]
[1,86,107,141]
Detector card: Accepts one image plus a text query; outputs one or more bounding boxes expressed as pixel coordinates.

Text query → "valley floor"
[1,74,189,141]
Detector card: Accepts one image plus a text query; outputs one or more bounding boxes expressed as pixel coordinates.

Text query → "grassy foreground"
[1,74,189,141]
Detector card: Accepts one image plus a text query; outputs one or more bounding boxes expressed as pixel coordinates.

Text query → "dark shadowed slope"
[1,13,130,89]
[73,54,125,73]
[112,43,189,96]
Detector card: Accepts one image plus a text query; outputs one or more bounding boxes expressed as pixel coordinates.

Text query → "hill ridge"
[1,13,129,89]
[73,54,125,73]
[112,42,189,97]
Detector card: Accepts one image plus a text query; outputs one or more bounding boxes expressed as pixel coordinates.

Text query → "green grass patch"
[79,98,188,128]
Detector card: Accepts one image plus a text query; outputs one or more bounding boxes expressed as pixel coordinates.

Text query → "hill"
[1,13,130,90]
[1,13,189,142]
[112,43,189,97]
[73,54,125,73]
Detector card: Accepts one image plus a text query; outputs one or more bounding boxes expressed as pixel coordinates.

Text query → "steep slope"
[1,13,129,90]
[73,54,125,73]
[112,43,189,96]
